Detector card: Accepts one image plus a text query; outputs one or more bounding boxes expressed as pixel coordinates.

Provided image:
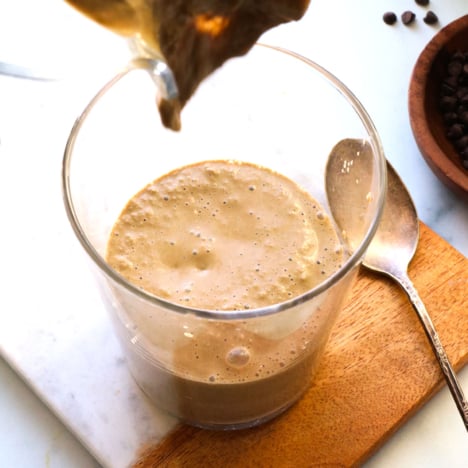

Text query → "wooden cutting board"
[131,222,468,467]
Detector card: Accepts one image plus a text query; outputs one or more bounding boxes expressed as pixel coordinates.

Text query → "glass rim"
[62,43,387,321]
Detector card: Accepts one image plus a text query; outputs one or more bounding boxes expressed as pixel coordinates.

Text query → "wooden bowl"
[409,15,468,201]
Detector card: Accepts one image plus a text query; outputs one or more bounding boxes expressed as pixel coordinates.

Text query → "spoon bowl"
[326,138,468,431]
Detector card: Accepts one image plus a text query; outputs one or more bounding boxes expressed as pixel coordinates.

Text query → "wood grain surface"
[132,223,468,468]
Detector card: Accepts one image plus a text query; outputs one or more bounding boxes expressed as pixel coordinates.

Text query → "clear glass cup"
[62,44,386,430]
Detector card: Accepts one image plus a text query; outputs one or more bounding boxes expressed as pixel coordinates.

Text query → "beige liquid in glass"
[107,160,346,427]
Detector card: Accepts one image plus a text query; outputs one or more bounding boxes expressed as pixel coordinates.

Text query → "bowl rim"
[408,14,468,198]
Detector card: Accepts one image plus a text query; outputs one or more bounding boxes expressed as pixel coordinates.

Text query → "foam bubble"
[225,346,250,368]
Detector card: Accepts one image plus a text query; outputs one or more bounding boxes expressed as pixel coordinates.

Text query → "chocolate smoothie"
[106,160,348,427]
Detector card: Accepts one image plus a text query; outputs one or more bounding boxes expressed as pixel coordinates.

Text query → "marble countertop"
[1,0,467,467]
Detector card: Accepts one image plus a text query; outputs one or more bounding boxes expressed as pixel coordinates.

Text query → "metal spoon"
[325,138,468,431]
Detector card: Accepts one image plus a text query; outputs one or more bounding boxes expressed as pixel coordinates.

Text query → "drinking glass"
[62,44,386,429]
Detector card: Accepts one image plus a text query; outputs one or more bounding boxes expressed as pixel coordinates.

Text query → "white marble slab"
[0,75,175,468]
[0,1,467,467]
[0,355,99,468]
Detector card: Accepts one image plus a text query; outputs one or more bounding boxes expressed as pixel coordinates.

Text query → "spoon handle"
[397,272,468,432]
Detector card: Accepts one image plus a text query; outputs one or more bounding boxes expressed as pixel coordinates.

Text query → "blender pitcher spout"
[130,57,178,102]
[129,56,181,131]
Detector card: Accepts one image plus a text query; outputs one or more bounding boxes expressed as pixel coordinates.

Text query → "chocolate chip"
[423,11,438,25]
[453,51,466,62]
[461,94,468,106]
[401,11,416,25]
[440,96,458,111]
[415,0,429,5]
[443,112,458,125]
[383,12,397,25]
[441,84,455,96]
[460,74,468,86]
[447,123,464,141]
[461,147,468,162]
[448,60,463,77]
[455,135,468,150]
[437,50,468,169]
[459,112,468,127]
[443,75,459,91]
